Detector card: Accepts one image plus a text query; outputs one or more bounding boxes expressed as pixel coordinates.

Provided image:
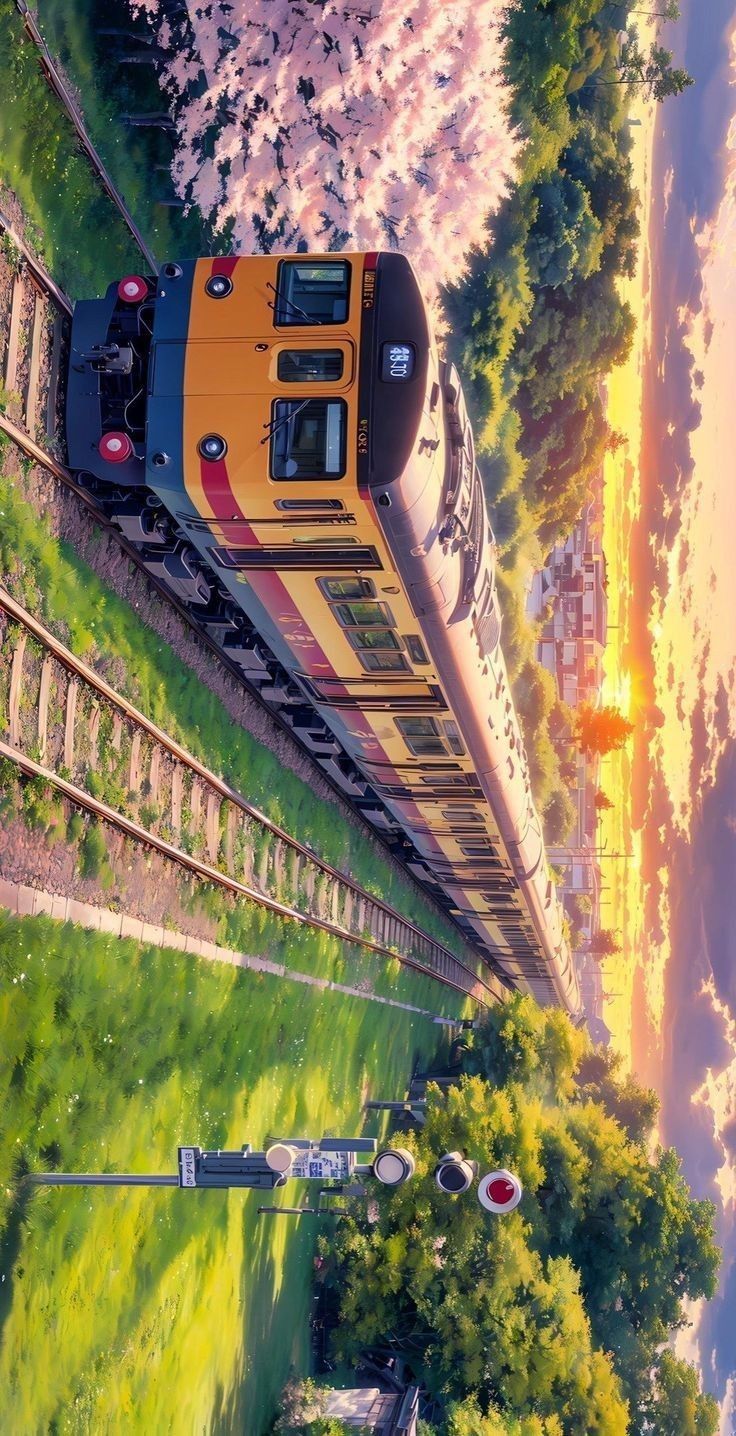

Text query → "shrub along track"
[0,585,500,1006]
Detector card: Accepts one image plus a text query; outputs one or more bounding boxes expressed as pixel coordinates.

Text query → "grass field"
[0,910,453,1433]
[0,0,141,295]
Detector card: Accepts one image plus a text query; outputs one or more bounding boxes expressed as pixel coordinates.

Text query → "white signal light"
[264,1143,298,1174]
[373,1147,415,1187]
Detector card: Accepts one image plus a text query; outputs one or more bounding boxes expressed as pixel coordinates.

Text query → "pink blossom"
[129,0,519,289]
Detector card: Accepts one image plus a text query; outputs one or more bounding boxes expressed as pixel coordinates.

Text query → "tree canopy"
[575,704,634,755]
[324,996,719,1434]
[134,0,517,286]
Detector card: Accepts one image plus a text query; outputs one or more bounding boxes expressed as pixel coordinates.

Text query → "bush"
[79,821,108,879]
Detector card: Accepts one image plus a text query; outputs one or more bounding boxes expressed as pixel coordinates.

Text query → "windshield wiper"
[260,398,310,447]
[266,281,326,325]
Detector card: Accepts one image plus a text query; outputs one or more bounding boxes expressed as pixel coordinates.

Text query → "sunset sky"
[601,1,736,1424]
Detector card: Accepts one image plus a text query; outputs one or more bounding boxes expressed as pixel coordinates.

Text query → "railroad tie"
[111,713,123,752]
[36,654,54,763]
[63,679,78,768]
[170,764,183,834]
[25,291,44,434]
[148,746,161,804]
[87,701,100,766]
[205,791,220,862]
[224,805,238,868]
[189,778,202,832]
[4,273,24,394]
[7,632,27,748]
[128,730,142,794]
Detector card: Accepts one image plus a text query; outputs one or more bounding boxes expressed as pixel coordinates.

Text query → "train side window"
[274,261,350,326]
[396,716,447,756]
[443,720,465,756]
[277,349,344,382]
[347,629,403,651]
[404,634,429,665]
[441,808,483,824]
[358,650,411,674]
[332,600,395,628]
[318,577,375,600]
[270,399,347,479]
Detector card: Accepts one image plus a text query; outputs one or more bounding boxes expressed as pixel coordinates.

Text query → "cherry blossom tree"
[129,0,519,287]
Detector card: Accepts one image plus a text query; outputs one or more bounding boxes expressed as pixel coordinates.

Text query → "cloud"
[718,1375,735,1435]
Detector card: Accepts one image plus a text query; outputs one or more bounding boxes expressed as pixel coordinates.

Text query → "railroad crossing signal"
[28,1136,522,1214]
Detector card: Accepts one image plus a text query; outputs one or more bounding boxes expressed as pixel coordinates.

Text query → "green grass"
[36,0,206,270]
[0,910,451,1433]
[0,0,141,295]
[0,457,476,964]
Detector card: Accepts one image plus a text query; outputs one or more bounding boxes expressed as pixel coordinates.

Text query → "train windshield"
[270,400,347,479]
[273,261,350,326]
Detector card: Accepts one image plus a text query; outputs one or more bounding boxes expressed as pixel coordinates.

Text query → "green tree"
[641,1350,719,1436]
[605,2,681,24]
[593,789,614,811]
[527,173,604,290]
[575,704,634,755]
[575,1046,659,1144]
[592,34,693,100]
[326,996,720,1433]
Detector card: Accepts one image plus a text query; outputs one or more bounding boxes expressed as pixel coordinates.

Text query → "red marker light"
[99,432,133,464]
[117,275,148,304]
[488,1176,516,1205]
[477,1169,523,1213]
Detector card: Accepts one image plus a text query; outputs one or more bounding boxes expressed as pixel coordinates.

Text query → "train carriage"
[66,250,582,1019]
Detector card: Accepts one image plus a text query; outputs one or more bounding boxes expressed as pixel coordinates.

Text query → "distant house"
[325,1384,419,1434]
[527,506,608,710]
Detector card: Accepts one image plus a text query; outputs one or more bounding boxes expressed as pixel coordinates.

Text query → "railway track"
[0,586,500,1007]
[0,208,68,443]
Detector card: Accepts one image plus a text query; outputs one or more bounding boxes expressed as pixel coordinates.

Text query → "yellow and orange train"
[66,251,582,1018]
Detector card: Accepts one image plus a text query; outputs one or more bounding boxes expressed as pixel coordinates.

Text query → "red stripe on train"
[211,257,240,279]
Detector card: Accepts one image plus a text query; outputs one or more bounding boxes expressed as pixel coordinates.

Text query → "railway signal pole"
[26,1135,407,1198]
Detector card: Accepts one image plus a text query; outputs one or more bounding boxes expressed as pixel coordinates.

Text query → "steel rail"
[13,1,159,275]
[0,584,499,1000]
[0,739,493,1005]
[0,209,73,316]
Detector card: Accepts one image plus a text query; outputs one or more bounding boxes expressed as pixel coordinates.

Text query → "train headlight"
[205,275,233,298]
[198,434,228,461]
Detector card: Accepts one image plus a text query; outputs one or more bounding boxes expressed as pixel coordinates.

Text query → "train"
[65,250,582,1019]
